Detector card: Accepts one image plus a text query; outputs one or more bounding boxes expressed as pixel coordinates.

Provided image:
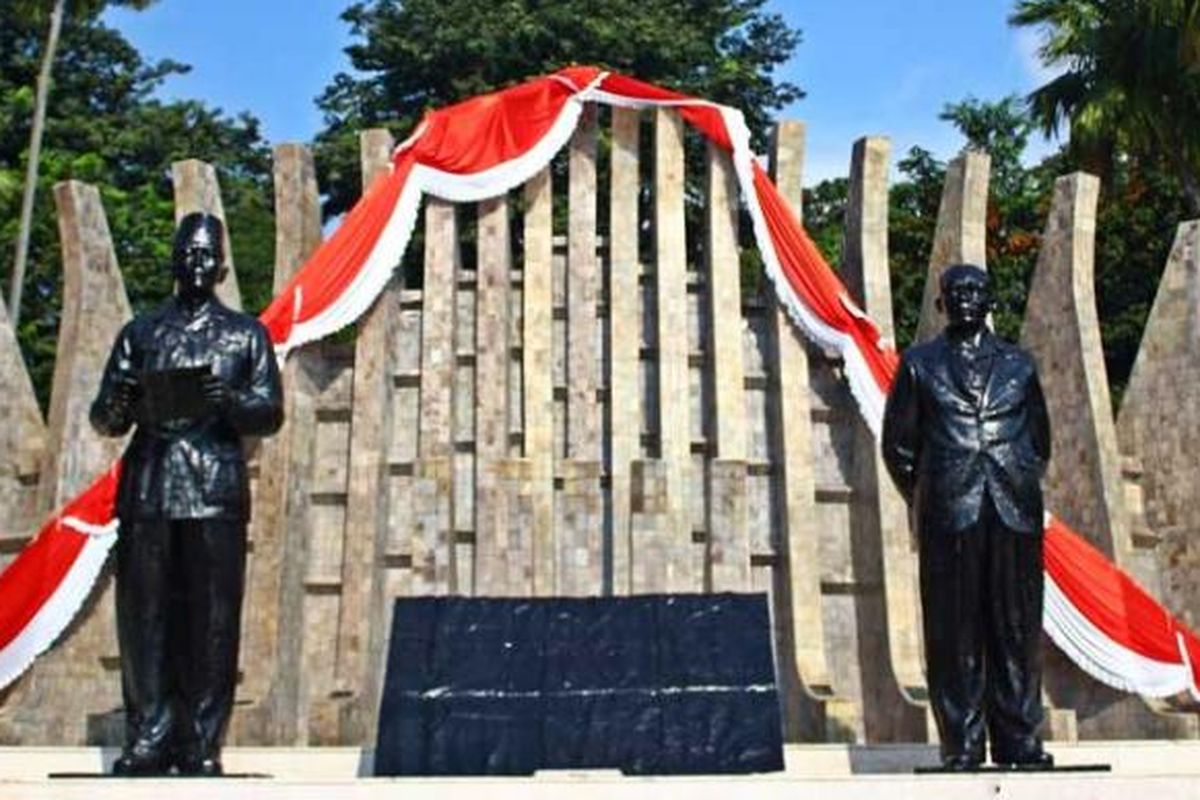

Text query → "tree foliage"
[0,3,275,409]
[1010,0,1200,213]
[315,0,803,217]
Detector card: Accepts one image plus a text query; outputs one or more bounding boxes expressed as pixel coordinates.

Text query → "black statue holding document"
[882,264,1053,770]
[90,213,284,776]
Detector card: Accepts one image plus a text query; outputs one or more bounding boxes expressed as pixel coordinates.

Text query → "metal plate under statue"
[882,264,1054,771]
[89,212,284,777]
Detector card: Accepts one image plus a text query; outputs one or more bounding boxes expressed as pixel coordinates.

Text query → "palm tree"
[1010,0,1200,214]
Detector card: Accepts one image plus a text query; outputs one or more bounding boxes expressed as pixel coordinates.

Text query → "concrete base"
[1,742,1197,799]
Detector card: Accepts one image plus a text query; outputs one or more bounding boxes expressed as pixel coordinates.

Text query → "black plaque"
[374,594,784,776]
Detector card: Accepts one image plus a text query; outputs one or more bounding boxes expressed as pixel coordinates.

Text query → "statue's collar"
[168,295,220,329]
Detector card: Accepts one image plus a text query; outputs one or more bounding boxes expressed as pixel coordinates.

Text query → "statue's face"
[172,216,224,298]
[940,267,991,331]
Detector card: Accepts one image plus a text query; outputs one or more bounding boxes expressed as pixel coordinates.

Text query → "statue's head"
[172,212,226,300]
[937,263,991,333]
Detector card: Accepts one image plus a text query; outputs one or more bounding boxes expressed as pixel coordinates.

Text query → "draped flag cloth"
[2,66,1198,703]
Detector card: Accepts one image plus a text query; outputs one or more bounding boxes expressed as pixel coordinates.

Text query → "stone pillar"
[842,137,930,742]
[1117,220,1200,627]
[559,108,603,596]
[608,108,641,595]
[325,129,398,741]
[523,168,556,596]
[412,199,458,595]
[652,109,695,592]
[767,121,859,742]
[0,298,46,541]
[171,159,242,309]
[704,142,750,591]
[1023,173,1191,739]
[233,144,323,744]
[915,151,990,342]
[0,180,132,744]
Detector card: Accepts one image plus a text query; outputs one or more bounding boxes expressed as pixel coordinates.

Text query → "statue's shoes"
[176,754,224,777]
[941,753,984,771]
[994,749,1055,769]
[112,743,169,776]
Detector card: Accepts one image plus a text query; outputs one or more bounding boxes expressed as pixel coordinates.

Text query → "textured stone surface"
[1117,221,1200,628]
[0,298,45,540]
[915,150,990,343]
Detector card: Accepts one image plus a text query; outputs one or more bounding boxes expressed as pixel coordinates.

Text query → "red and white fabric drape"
[2,66,1197,702]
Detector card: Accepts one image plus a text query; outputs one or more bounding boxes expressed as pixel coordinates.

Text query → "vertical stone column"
[651,108,694,592]
[842,137,929,742]
[523,168,556,595]
[705,142,750,591]
[608,108,641,595]
[0,298,46,540]
[1021,174,1129,558]
[1022,173,1188,739]
[234,144,323,744]
[475,196,522,595]
[412,199,458,595]
[171,159,242,309]
[766,121,858,741]
[1117,221,1200,624]
[0,180,131,745]
[328,129,397,741]
[914,151,990,342]
[560,108,603,596]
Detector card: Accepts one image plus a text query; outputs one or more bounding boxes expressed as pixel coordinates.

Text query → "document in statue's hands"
[139,366,212,422]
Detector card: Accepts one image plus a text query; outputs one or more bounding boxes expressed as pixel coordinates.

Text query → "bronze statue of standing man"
[882,264,1053,770]
[90,212,283,776]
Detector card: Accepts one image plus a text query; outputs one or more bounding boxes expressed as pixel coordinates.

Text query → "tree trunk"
[8,0,66,330]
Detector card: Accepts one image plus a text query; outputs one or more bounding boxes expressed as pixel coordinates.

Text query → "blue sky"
[104,0,1061,185]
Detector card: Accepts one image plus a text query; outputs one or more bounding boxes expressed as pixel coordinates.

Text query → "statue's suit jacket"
[90,297,284,522]
[882,331,1050,535]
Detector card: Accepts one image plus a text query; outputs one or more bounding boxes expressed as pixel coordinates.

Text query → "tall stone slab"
[171,159,242,310]
[0,180,132,744]
[0,299,46,541]
[36,181,133,513]
[475,196,522,595]
[327,129,398,742]
[704,142,750,591]
[1116,220,1200,628]
[766,121,858,742]
[233,144,323,744]
[651,109,695,592]
[559,109,603,596]
[412,199,458,595]
[841,137,930,742]
[1021,175,1129,558]
[608,109,641,595]
[1022,173,1190,739]
[523,168,556,595]
[915,151,990,343]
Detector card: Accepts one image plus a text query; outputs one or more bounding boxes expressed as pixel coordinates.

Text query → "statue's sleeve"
[881,354,920,504]
[1028,366,1051,471]
[227,322,284,437]
[89,322,137,437]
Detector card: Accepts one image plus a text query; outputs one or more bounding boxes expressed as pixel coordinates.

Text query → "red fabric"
[597,73,734,151]
[0,467,118,648]
[750,162,899,392]
[260,158,412,343]
[1045,516,1198,669]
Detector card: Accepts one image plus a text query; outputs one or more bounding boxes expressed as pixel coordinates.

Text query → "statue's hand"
[200,372,233,411]
[113,372,140,412]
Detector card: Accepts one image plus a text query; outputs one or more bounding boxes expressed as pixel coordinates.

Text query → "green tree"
[0,5,276,409]
[1010,0,1200,214]
[315,0,803,218]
